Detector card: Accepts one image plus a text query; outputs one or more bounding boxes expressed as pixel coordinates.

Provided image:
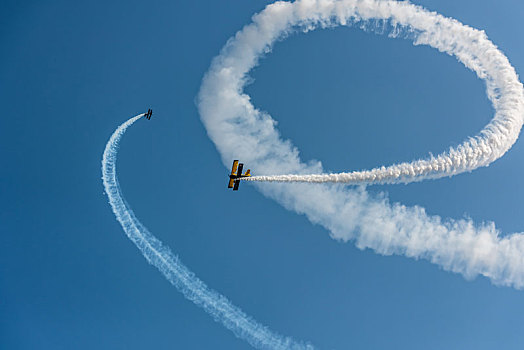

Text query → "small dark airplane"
[144,109,153,120]
[228,160,251,191]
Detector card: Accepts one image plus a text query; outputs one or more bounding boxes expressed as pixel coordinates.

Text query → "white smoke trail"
[198,0,524,288]
[234,0,524,185]
[102,114,314,350]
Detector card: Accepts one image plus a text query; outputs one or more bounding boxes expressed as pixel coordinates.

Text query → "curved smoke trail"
[102,114,314,350]
[198,0,524,288]
[221,0,524,185]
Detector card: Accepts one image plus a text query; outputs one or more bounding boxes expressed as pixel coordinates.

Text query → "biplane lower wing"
[228,160,239,188]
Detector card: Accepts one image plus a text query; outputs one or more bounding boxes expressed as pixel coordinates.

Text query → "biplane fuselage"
[144,109,153,120]
[228,160,251,191]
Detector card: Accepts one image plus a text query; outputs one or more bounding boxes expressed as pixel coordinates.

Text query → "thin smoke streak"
[102,114,314,350]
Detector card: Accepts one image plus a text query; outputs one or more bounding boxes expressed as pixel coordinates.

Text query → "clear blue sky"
[2,0,524,349]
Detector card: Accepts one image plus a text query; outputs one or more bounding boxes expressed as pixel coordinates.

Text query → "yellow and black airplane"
[144,109,153,120]
[228,160,251,191]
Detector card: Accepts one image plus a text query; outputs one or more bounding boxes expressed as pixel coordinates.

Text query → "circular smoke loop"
[198,0,524,289]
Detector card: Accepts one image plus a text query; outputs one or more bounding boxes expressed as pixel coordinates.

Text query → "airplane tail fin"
[245,169,250,176]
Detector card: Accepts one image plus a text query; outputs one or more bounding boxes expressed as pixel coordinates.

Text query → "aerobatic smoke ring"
[202,0,524,186]
[199,0,524,290]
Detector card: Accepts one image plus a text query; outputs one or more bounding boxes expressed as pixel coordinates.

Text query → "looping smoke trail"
[232,0,524,185]
[102,114,314,350]
[198,0,524,288]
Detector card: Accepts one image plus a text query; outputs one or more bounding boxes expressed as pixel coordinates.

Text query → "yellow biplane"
[228,160,251,191]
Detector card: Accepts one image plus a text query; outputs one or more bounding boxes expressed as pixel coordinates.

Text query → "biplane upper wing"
[236,163,244,177]
[233,163,244,191]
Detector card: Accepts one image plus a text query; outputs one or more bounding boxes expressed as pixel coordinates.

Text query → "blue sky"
[2,0,524,349]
